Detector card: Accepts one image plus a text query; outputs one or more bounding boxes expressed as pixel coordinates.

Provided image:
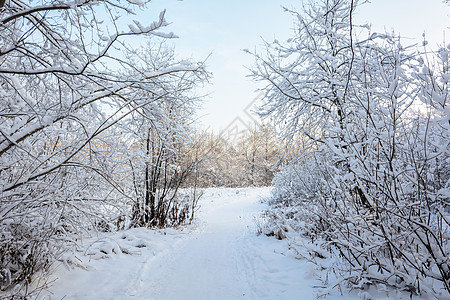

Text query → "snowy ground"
[36,187,359,300]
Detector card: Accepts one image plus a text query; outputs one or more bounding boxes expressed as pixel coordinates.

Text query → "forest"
[0,0,448,298]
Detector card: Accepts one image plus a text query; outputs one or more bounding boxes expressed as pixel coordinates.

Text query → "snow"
[126,0,145,7]
[36,187,356,300]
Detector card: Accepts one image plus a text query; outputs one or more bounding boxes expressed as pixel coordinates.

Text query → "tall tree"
[251,0,449,296]
[0,0,206,294]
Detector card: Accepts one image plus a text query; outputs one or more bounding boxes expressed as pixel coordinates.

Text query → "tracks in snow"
[40,188,320,300]
[126,187,318,300]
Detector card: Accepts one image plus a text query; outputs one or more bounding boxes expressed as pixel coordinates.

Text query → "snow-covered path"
[40,188,322,300]
[124,188,317,300]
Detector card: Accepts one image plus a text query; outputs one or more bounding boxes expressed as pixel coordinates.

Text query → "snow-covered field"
[37,187,357,300]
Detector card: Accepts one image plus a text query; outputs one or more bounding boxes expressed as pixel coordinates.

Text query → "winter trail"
[40,188,321,300]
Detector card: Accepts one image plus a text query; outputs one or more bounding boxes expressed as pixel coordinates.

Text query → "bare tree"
[251,0,449,297]
[0,0,206,295]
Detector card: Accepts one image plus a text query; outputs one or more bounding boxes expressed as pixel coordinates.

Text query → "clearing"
[37,188,353,300]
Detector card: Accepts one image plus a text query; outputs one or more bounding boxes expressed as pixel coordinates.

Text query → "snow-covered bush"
[270,131,450,297]
[271,151,339,240]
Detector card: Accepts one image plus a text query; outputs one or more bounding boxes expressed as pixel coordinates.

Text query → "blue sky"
[141,0,450,133]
